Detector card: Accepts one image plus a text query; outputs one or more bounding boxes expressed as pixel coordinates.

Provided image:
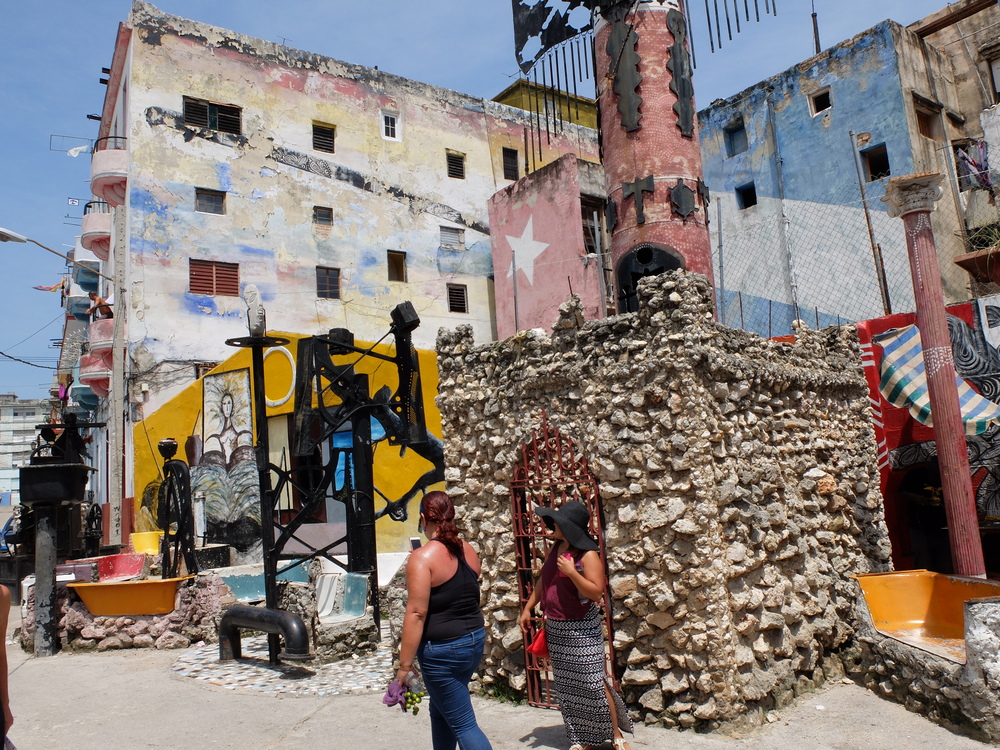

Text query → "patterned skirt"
[546,606,633,746]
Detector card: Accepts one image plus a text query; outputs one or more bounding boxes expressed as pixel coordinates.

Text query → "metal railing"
[93,136,127,152]
[83,200,110,215]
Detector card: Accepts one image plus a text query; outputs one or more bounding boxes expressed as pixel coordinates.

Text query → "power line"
[0,350,59,370]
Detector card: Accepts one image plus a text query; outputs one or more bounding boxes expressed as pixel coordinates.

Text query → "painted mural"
[858,295,1000,573]
[133,333,445,562]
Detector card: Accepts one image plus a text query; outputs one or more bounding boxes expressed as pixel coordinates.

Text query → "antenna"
[812,0,821,55]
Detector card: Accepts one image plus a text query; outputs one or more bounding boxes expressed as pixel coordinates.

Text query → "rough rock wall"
[435,271,892,730]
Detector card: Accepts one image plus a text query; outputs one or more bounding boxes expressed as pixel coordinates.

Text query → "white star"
[505,216,550,286]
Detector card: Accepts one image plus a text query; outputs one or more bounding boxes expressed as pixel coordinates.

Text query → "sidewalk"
[3,604,988,750]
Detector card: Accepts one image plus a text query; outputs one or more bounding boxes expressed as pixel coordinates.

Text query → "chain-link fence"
[711,168,1000,337]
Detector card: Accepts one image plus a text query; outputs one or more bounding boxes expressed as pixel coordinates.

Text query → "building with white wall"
[0,394,51,498]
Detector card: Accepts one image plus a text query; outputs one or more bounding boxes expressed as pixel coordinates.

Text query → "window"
[913,95,943,141]
[440,226,465,249]
[862,144,891,181]
[810,89,832,116]
[183,96,241,135]
[724,121,748,157]
[316,266,341,299]
[735,182,757,210]
[382,111,401,140]
[503,148,520,181]
[313,206,333,226]
[387,250,407,282]
[313,123,336,153]
[446,152,466,179]
[189,259,239,296]
[581,197,603,255]
[447,284,468,313]
[195,188,226,215]
[195,362,219,379]
[990,58,1000,103]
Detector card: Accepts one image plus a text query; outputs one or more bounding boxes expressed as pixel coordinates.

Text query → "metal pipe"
[593,209,608,318]
[766,92,800,323]
[218,604,312,661]
[716,200,725,325]
[849,130,892,315]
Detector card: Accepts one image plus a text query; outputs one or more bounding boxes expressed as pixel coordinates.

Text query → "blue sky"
[0,0,954,398]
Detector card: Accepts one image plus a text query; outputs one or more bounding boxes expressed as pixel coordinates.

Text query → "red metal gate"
[511,411,617,708]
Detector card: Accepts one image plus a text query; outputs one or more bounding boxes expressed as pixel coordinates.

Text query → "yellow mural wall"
[132,331,442,554]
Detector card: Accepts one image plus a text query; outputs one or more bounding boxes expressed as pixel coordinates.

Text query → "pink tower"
[594,1,714,312]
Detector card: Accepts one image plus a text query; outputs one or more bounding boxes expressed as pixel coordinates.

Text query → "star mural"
[506,216,550,285]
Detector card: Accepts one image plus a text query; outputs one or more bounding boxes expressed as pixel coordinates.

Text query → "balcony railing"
[94,136,127,152]
[83,199,110,215]
[91,137,128,207]
[80,200,112,259]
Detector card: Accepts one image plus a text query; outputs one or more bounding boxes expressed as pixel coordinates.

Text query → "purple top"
[539,546,593,621]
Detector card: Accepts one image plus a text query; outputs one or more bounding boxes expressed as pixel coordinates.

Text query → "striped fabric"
[874,324,1000,436]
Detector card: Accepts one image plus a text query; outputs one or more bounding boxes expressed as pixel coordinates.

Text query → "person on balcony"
[87,291,113,319]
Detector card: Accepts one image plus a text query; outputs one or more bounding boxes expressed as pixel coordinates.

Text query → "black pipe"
[218,604,312,662]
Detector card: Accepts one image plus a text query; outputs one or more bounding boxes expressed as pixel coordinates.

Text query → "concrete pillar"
[883,171,986,578]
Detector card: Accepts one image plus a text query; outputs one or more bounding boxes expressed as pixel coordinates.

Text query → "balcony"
[78,351,112,399]
[80,200,111,261]
[90,136,127,207]
[88,317,114,353]
[70,363,99,411]
[65,282,91,322]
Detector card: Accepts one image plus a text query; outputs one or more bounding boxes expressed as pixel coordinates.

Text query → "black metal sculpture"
[623,175,655,225]
[606,8,643,132]
[156,438,198,579]
[666,9,695,138]
[669,178,697,219]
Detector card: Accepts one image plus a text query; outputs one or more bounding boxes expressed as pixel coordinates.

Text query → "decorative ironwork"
[510,411,617,709]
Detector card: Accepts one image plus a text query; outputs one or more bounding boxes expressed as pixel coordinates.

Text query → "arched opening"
[615,243,684,313]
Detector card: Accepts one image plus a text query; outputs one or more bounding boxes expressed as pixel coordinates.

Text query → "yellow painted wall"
[132,331,442,554]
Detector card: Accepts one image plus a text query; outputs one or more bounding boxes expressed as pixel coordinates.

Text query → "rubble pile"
[435,270,892,730]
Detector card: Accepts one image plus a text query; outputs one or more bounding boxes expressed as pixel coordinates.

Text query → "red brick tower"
[594,1,714,312]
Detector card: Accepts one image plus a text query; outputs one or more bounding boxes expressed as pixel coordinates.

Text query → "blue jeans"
[417,627,492,750]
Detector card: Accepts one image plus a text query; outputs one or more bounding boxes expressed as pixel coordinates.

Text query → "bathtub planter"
[68,575,194,616]
[854,569,1000,663]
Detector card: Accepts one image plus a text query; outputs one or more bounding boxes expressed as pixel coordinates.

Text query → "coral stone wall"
[435,271,891,729]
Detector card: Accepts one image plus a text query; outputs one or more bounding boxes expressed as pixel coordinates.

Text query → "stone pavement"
[3,605,989,750]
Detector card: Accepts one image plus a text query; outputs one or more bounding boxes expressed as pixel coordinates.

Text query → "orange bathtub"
[68,576,193,616]
[855,570,1000,663]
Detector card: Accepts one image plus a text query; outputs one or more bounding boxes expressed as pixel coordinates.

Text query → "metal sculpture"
[156,438,198,579]
[622,175,655,225]
[666,8,695,137]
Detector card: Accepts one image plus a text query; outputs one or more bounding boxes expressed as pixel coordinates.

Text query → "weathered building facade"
[699,1,1000,336]
[73,1,599,541]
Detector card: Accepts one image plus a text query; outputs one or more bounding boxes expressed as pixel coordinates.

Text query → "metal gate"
[510,411,617,708]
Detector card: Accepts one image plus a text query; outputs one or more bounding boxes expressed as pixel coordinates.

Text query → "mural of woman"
[193,369,262,562]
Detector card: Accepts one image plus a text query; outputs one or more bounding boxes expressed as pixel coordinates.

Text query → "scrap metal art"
[666,8,695,137]
[229,296,433,663]
[622,175,655,225]
[156,437,198,579]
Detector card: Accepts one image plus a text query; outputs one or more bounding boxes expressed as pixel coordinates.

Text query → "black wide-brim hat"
[535,500,599,551]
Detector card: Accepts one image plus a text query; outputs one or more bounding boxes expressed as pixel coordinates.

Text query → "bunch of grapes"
[403,687,427,714]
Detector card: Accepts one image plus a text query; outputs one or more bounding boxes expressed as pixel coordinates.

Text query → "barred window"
[317,266,341,299]
[502,147,519,180]
[313,206,333,225]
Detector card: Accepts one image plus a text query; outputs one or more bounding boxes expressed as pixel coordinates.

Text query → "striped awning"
[873,324,1000,436]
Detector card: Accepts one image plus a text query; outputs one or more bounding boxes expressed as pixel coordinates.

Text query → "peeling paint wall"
[121,1,598,394]
[699,19,972,333]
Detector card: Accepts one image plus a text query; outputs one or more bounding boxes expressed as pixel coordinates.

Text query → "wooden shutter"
[446,152,466,179]
[313,124,336,153]
[183,97,210,128]
[190,259,239,296]
[447,284,468,313]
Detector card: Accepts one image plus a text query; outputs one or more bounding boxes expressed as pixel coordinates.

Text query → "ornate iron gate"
[511,411,617,708]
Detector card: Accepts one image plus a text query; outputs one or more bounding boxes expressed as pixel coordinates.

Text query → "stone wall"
[434,271,892,730]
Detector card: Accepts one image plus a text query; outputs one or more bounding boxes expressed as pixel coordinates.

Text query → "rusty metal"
[510,411,617,709]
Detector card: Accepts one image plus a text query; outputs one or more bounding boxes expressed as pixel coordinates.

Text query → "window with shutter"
[447,284,468,314]
[446,152,466,179]
[313,123,336,153]
[440,226,464,249]
[189,259,240,296]
[316,266,341,299]
[183,96,241,135]
[502,148,520,181]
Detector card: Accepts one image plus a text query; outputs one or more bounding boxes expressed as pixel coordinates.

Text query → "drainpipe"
[765,90,801,324]
[883,172,985,578]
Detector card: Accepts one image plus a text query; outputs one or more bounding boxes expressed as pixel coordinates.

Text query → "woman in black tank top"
[395,492,492,750]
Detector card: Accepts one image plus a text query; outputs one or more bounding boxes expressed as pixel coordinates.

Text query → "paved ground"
[3,604,990,750]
